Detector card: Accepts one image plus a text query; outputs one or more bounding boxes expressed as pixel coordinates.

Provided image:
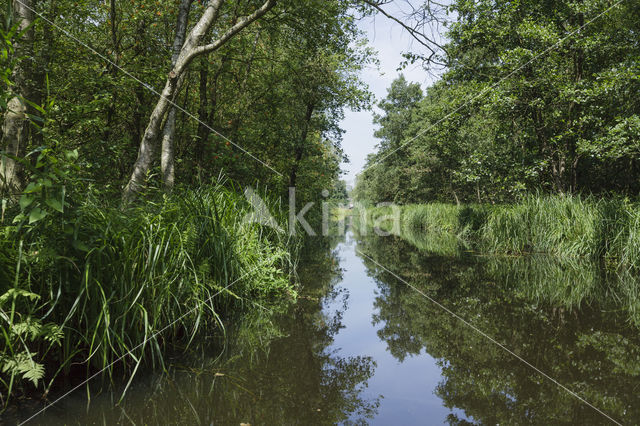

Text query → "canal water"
[20,228,640,424]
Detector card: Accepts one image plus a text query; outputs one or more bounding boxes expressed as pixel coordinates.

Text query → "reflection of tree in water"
[35,236,379,425]
[356,232,640,424]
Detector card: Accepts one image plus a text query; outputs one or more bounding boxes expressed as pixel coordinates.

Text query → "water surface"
[19,229,640,425]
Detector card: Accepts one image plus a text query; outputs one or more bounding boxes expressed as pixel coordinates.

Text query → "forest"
[2,0,640,422]
[0,0,383,407]
[354,0,640,203]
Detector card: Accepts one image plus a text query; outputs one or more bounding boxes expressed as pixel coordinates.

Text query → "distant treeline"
[354,0,640,204]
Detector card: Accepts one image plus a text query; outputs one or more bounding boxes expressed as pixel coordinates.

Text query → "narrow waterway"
[324,232,471,424]
[20,228,640,425]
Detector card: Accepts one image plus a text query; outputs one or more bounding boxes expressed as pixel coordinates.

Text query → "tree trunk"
[123,0,277,203]
[1,0,35,196]
[103,0,120,147]
[289,102,315,188]
[160,0,193,191]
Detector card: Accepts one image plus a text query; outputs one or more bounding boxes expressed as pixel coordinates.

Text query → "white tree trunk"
[160,107,177,190]
[160,0,193,191]
[123,0,277,202]
[1,97,28,194]
[1,0,35,196]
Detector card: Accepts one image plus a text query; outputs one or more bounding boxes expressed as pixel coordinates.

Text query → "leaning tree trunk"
[1,0,35,196]
[123,0,277,203]
[160,0,193,191]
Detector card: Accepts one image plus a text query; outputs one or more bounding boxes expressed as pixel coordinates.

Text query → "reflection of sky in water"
[326,232,470,424]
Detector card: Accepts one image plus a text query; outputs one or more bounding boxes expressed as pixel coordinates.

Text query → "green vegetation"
[0,0,385,406]
[0,182,295,402]
[354,0,640,203]
[364,195,640,271]
[3,0,640,417]
[352,0,640,287]
[9,235,379,424]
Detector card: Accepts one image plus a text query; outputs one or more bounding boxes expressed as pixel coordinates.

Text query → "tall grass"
[363,198,640,327]
[0,183,294,402]
[365,195,640,270]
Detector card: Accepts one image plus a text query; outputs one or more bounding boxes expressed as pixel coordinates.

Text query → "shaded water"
[17,229,640,424]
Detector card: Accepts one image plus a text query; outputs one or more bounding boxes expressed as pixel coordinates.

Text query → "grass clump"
[481,195,599,256]
[0,182,294,403]
[364,195,640,270]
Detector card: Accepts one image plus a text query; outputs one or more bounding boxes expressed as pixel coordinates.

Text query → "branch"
[188,0,277,60]
[359,0,448,63]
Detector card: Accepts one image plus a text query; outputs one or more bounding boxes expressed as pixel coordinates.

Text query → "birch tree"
[1,0,35,196]
[123,0,277,202]
[160,0,194,191]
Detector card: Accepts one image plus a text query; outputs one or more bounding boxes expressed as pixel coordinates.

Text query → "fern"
[0,352,45,386]
[0,289,64,395]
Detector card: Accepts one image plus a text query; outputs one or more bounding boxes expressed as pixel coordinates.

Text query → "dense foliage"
[0,0,378,405]
[1,0,373,200]
[0,182,295,402]
[354,0,640,203]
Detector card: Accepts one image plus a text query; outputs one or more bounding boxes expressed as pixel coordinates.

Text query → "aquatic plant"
[0,182,294,403]
[366,195,640,270]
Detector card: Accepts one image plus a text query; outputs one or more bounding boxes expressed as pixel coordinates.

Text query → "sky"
[340,7,443,187]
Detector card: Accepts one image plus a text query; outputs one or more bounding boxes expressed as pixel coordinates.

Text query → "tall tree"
[122,0,277,202]
[159,0,193,191]
[1,0,35,195]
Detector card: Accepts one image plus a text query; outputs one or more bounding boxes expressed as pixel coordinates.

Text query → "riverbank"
[12,223,640,424]
[364,195,640,270]
[0,184,296,405]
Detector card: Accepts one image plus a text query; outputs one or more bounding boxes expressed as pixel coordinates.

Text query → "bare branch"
[359,0,449,66]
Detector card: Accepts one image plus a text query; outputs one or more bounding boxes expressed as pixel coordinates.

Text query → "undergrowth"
[0,182,295,404]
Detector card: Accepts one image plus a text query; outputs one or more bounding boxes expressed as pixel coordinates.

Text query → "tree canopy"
[354,0,640,204]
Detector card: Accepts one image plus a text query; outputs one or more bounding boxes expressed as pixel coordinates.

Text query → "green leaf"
[12,213,26,223]
[45,197,64,213]
[28,207,48,224]
[23,182,41,194]
[19,194,35,210]
[21,361,45,386]
[65,149,79,161]
[0,289,40,306]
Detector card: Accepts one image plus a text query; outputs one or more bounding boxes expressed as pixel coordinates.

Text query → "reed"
[366,195,640,270]
[0,183,294,402]
[364,198,640,327]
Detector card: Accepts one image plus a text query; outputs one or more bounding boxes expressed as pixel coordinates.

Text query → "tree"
[122,0,277,202]
[1,0,35,196]
[355,0,640,204]
[159,0,193,191]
